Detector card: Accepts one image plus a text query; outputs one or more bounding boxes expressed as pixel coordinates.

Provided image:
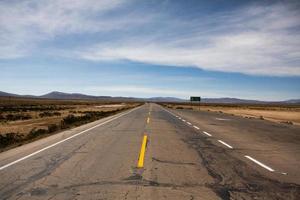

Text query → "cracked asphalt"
[0,103,299,199]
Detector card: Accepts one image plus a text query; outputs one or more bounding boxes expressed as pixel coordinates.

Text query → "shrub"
[62,114,78,124]
[39,111,61,118]
[27,128,48,139]
[48,124,59,133]
[5,113,32,121]
[281,121,293,125]
[0,106,131,150]
[0,132,23,148]
[259,116,264,120]
[176,107,184,109]
[61,109,125,128]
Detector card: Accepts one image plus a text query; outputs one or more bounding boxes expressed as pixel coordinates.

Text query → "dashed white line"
[0,106,141,171]
[203,131,212,137]
[161,106,279,174]
[244,155,275,172]
[182,119,186,122]
[186,122,192,125]
[215,118,231,121]
[218,140,233,149]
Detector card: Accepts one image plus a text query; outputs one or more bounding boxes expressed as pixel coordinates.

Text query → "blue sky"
[0,0,300,100]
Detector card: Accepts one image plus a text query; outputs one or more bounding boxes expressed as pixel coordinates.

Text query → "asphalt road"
[0,103,299,199]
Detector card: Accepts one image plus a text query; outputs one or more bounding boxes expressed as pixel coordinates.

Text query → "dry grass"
[0,103,136,135]
[0,97,141,150]
[163,103,300,126]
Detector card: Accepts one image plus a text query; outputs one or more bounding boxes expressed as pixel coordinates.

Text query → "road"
[0,103,299,199]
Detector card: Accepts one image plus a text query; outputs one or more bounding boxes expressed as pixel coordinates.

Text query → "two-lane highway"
[0,103,299,199]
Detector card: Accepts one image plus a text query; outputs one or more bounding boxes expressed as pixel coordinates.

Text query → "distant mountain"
[283,99,300,104]
[201,97,300,104]
[0,91,140,102]
[0,91,19,97]
[40,91,110,100]
[147,97,186,102]
[0,91,299,104]
[201,98,265,104]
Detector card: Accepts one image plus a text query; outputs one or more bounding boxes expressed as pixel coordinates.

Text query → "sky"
[0,0,300,101]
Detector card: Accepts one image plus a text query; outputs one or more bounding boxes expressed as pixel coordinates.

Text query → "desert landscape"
[0,96,140,151]
[162,103,300,126]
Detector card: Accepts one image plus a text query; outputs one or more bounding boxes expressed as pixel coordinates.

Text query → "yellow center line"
[137,135,148,168]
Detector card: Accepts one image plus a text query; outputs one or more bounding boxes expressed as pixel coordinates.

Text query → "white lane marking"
[193,125,200,130]
[186,122,192,125]
[162,107,203,133]
[218,140,233,149]
[203,131,212,137]
[215,118,231,121]
[244,155,275,172]
[161,106,278,174]
[0,106,141,171]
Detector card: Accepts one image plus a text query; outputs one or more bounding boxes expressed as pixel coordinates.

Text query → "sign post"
[190,96,201,110]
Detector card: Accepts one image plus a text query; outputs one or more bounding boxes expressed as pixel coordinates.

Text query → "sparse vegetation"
[160,102,300,126]
[1,113,32,121]
[259,116,264,120]
[176,106,184,109]
[0,97,141,151]
[60,109,125,128]
[0,132,23,148]
[39,111,61,118]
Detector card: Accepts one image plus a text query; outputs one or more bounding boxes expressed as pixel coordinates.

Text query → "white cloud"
[80,5,300,76]
[1,1,300,76]
[83,85,225,99]
[0,0,137,58]
[78,3,300,76]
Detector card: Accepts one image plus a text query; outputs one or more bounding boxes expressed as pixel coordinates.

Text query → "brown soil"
[164,104,300,126]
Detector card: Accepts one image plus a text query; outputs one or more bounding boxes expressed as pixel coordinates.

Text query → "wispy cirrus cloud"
[1,1,300,76]
[0,0,143,58]
[78,3,300,76]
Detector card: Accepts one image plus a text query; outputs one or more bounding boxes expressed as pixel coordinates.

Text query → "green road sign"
[190,96,201,102]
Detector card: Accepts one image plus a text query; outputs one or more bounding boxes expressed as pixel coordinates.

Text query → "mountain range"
[0,91,299,104]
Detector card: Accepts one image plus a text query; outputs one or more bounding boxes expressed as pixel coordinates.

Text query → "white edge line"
[0,106,141,171]
[193,125,200,130]
[218,140,233,149]
[244,155,275,172]
[203,131,212,137]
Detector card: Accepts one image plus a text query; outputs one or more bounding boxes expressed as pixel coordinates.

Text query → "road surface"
[0,103,299,199]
